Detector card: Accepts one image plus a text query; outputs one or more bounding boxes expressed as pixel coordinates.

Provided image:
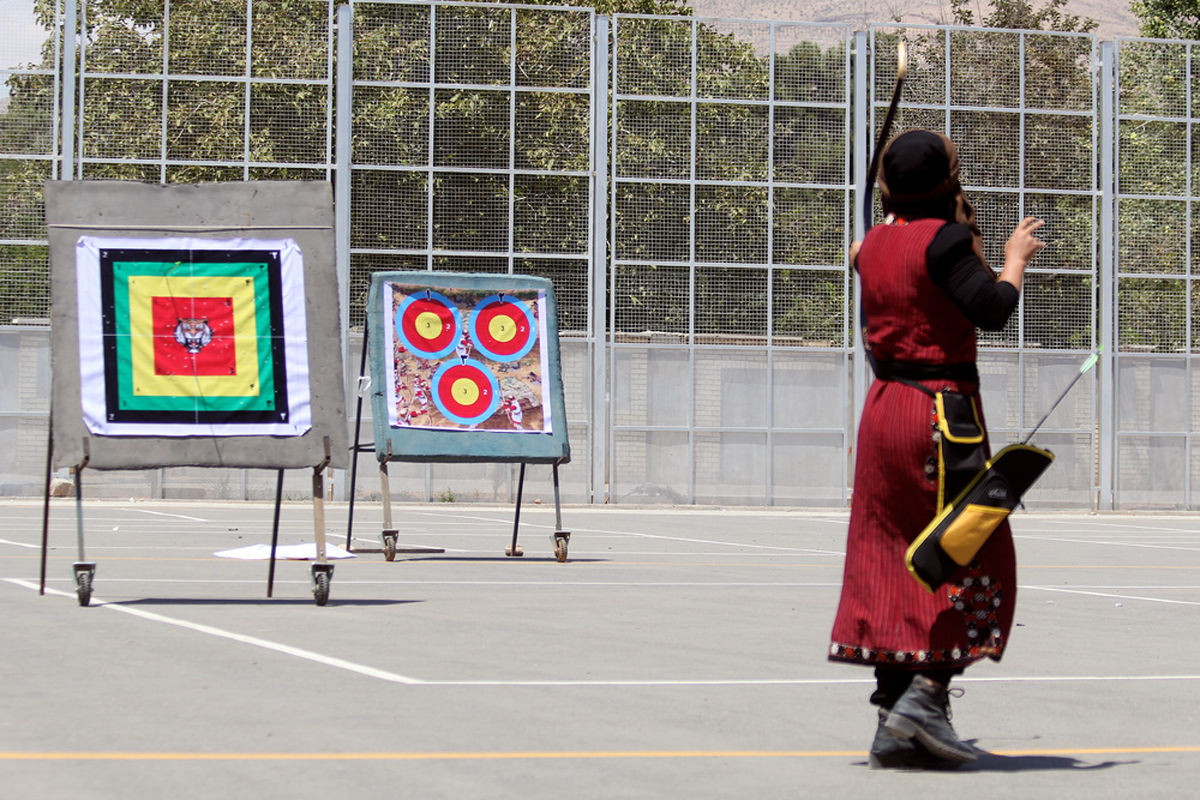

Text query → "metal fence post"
[335,1,353,502]
[60,0,78,180]
[591,14,610,504]
[1098,41,1116,510]
[851,30,869,498]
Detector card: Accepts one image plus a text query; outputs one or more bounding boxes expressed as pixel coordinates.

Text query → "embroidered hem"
[828,641,1002,669]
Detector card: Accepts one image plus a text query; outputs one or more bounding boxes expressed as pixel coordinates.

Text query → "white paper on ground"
[214,542,356,560]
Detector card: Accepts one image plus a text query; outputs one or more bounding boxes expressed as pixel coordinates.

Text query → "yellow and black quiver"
[906,443,1054,594]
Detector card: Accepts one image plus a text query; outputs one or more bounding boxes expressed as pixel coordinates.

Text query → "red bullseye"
[395,290,462,359]
[431,358,500,425]
[469,294,535,362]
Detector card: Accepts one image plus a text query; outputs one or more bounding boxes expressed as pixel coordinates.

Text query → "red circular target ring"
[469,294,536,362]
[431,358,500,425]
[396,290,462,360]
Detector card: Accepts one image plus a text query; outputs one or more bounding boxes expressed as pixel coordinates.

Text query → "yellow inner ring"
[488,315,517,343]
[451,377,480,406]
[415,310,443,340]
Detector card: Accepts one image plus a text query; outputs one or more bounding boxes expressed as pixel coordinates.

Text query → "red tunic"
[828,218,1016,669]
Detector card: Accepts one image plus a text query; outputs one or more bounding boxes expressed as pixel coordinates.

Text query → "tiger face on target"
[174,317,213,354]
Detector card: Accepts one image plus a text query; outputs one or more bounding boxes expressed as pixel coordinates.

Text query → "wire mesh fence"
[610,15,853,505]
[0,1,1197,508]
[871,24,1099,508]
[1113,37,1200,507]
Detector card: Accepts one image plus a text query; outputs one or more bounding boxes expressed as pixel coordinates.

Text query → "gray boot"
[883,675,977,763]
[868,708,960,770]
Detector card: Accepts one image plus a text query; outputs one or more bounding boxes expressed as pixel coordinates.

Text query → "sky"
[1,0,49,71]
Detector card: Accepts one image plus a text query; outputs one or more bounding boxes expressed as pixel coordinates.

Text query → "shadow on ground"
[963,751,1128,772]
[109,597,423,607]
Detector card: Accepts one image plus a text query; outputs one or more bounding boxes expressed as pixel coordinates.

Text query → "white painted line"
[47,546,242,551]
[36,577,313,585]
[1018,584,1200,590]
[1015,535,1200,554]
[316,580,842,587]
[352,537,839,557]
[590,531,843,555]
[7,579,1200,690]
[0,538,38,549]
[421,678,875,687]
[1034,519,1200,533]
[119,508,207,522]
[405,511,844,554]
[415,674,1200,687]
[3,578,426,685]
[956,674,1200,684]
[1023,585,1200,606]
[28,577,841,588]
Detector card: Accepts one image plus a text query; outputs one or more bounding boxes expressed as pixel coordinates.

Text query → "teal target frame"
[366,271,570,465]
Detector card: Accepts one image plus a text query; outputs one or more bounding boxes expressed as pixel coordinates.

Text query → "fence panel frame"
[7,1,1200,507]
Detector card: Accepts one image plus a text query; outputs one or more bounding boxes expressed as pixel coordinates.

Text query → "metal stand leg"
[551,462,571,563]
[346,323,370,551]
[505,463,526,557]
[267,469,284,598]
[379,460,398,561]
[72,462,95,607]
[373,455,441,561]
[39,415,53,596]
[311,446,333,606]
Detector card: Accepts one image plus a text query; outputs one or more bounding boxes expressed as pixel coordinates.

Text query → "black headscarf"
[877,129,986,264]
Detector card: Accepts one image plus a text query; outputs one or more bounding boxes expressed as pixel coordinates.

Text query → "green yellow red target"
[468,294,536,362]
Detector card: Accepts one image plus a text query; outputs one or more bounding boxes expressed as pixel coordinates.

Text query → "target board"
[381,281,552,435]
[75,237,312,437]
[367,271,569,465]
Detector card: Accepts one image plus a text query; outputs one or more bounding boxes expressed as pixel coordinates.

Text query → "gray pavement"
[2,499,1199,798]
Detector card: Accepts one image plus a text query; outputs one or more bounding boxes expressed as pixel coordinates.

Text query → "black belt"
[872,359,979,385]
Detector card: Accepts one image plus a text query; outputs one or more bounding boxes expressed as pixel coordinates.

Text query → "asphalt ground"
[2,499,1198,799]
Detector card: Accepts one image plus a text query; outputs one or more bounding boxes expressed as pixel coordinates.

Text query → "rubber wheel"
[76,572,92,607]
[383,536,397,562]
[554,538,568,563]
[313,571,330,606]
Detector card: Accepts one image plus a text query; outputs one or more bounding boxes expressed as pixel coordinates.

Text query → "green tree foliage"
[927,0,1097,350]
[1131,0,1200,40]
[950,0,1096,33]
[1,0,338,321]
[0,2,59,322]
[610,15,851,345]
[3,0,1164,353]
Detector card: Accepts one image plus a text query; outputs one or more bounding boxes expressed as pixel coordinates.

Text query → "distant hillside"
[690,0,1140,39]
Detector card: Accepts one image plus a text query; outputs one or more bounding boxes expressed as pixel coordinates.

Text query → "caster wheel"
[381,530,398,562]
[311,563,334,606]
[73,563,96,607]
[76,571,92,607]
[552,532,571,563]
[505,544,524,557]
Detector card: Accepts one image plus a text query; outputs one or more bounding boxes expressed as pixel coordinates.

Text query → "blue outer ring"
[430,358,501,426]
[468,293,536,362]
[395,289,462,360]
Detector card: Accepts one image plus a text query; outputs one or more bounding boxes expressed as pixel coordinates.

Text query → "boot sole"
[884,713,977,763]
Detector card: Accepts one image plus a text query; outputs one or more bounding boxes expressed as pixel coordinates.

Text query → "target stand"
[39,180,347,607]
[345,271,571,562]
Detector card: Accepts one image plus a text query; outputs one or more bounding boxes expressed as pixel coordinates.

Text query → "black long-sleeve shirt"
[925,222,1018,331]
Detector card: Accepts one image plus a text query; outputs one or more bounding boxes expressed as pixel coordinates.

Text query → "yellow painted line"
[995,746,1200,756]
[0,751,855,761]
[1023,565,1200,569]
[1,746,1198,761]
